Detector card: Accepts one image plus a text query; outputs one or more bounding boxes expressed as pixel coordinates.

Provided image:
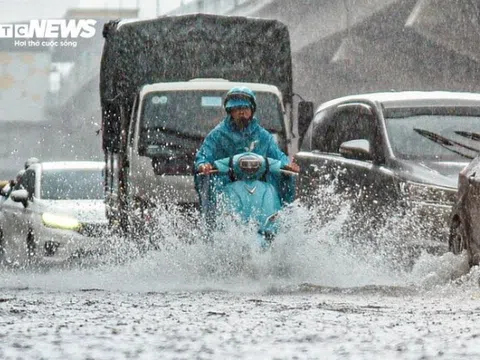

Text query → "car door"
[0,168,36,258]
[0,192,24,245]
[295,102,399,220]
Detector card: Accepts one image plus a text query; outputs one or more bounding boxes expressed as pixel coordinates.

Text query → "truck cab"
[120,78,290,216]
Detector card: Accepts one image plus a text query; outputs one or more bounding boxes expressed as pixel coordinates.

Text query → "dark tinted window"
[40,169,104,200]
[312,108,376,153]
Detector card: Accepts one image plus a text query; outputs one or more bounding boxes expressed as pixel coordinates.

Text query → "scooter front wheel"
[257,230,275,250]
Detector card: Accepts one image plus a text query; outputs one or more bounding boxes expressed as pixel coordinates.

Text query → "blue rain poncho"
[194,115,296,222]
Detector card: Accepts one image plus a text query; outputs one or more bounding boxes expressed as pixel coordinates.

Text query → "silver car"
[0,161,108,266]
[295,91,480,247]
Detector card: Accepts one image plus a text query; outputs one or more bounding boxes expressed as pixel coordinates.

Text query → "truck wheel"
[26,229,36,259]
[119,161,134,234]
[120,210,132,234]
[120,185,134,234]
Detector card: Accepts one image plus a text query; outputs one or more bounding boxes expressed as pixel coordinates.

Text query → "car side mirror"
[297,101,314,140]
[10,189,29,207]
[339,139,372,161]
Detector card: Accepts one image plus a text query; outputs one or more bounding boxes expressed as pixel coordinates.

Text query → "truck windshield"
[140,90,284,138]
[384,106,480,161]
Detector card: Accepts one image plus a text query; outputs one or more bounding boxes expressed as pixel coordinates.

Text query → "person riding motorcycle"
[194,86,300,223]
[1,157,38,200]
[24,157,39,170]
[0,169,25,200]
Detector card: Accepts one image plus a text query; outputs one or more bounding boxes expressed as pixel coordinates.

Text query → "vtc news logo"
[0,19,97,38]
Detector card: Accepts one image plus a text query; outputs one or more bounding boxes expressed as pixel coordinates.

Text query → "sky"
[0,0,192,23]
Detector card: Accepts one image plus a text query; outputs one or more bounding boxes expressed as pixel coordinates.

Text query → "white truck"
[99,14,313,230]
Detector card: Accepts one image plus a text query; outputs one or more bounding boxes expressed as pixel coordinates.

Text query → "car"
[294,91,480,247]
[0,161,108,266]
[449,148,480,266]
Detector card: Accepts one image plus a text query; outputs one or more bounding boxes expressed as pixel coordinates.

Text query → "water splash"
[0,184,475,295]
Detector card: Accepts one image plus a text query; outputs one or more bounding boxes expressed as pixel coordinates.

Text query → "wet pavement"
[0,203,479,359]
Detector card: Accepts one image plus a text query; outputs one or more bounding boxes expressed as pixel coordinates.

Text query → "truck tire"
[26,228,36,259]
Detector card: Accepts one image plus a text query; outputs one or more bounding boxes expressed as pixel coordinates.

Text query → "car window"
[312,108,376,153]
[384,107,480,160]
[40,169,104,200]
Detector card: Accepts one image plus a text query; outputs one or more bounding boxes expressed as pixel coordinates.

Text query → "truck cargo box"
[100,13,293,152]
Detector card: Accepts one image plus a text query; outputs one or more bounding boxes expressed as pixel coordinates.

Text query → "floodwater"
[1,200,479,360]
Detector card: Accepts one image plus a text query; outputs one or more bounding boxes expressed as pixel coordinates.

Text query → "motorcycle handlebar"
[197,169,219,176]
[280,169,299,176]
[197,169,298,176]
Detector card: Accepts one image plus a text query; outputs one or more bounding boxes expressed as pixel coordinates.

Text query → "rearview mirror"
[297,101,314,140]
[339,139,372,161]
[10,189,29,207]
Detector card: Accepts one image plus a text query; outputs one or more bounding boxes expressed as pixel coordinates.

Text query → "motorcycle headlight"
[42,213,81,231]
[239,156,262,175]
[399,181,456,205]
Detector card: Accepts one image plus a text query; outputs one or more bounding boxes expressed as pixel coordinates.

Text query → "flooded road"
[1,203,479,359]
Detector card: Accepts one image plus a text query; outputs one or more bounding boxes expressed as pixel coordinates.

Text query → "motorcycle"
[199,151,298,249]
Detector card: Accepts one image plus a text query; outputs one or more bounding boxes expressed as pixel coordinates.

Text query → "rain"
[2,0,480,359]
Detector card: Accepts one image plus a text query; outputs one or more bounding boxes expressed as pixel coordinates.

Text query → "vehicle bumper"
[36,226,107,262]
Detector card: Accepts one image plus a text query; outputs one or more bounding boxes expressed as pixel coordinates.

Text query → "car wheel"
[26,228,36,259]
[449,217,471,263]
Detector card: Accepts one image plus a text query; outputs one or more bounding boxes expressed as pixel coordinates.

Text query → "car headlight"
[399,181,457,205]
[42,213,81,231]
